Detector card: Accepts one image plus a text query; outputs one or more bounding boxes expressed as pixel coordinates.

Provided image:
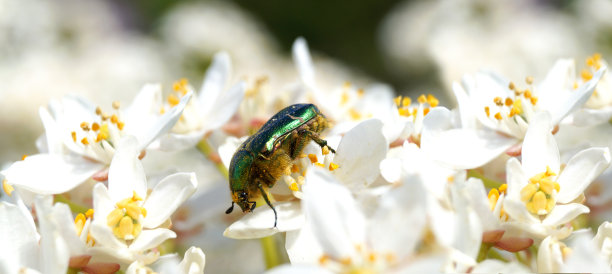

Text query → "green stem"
[196,138,229,179]
[476,243,493,262]
[514,251,528,266]
[54,194,88,214]
[260,235,284,269]
[487,248,509,262]
[468,169,504,189]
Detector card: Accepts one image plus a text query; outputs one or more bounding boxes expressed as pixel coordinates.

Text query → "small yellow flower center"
[395,94,438,118]
[70,102,125,147]
[521,166,560,215]
[107,191,146,240]
[317,245,394,274]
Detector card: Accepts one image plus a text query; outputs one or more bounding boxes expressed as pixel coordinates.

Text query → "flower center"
[394,94,439,118]
[484,76,539,122]
[70,101,124,147]
[520,166,560,215]
[106,191,147,240]
[487,184,508,221]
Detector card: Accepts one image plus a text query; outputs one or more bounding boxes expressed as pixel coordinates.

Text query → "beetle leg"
[249,201,256,211]
[299,129,336,154]
[258,183,277,228]
[225,202,235,214]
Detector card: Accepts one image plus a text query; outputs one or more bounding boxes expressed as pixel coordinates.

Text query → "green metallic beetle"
[225,104,335,227]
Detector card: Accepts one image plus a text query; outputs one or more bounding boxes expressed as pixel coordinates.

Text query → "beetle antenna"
[225,202,234,214]
[258,184,277,227]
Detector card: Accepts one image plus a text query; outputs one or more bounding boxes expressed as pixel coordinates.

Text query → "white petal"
[332,119,387,189]
[421,128,517,169]
[123,84,163,137]
[570,107,612,127]
[522,111,560,177]
[34,196,69,274]
[537,236,563,273]
[549,67,606,125]
[129,229,176,252]
[224,202,304,239]
[502,199,539,224]
[557,147,611,203]
[0,202,39,273]
[472,260,531,273]
[108,136,147,201]
[421,106,452,132]
[563,233,611,272]
[537,59,575,103]
[379,158,402,183]
[92,183,115,223]
[302,168,366,259]
[89,223,126,250]
[156,130,207,152]
[368,175,426,258]
[292,37,316,88]
[137,92,193,151]
[142,172,197,228]
[453,81,476,130]
[198,52,231,110]
[178,247,206,274]
[266,265,334,274]
[2,154,104,194]
[505,157,528,201]
[39,107,62,155]
[542,203,589,226]
[200,82,245,132]
[285,223,324,264]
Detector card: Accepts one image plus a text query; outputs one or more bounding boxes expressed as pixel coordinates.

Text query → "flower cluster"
[3,36,612,274]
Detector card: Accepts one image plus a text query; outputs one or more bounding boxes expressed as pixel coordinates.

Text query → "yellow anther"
[125,203,143,219]
[340,257,352,265]
[581,69,593,81]
[167,94,180,106]
[329,162,339,171]
[525,76,534,85]
[159,107,166,114]
[349,108,362,120]
[21,154,28,161]
[112,101,121,110]
[398,108,411,117]
[411,108,417,117]
[484,106,490,117]
[74,213,86,236]
[117,216,135,239]
[110,114,119,124]
[402,97,412,107]
[131,191,143,202]
[340,91,350,105]
[71,131,77,142]
[368,253,377,262]
[523,90,532,99]
[573,82,579,90]
[594,53,602,61]
[520,184,538,202]
[510,99,522,116]
[417,95,427,104]
[101,113,109,121]
[81,137,89,145]
[322,146,330,155]
[554,182,560,192]
[107,208,124,227]
[499,184,507,194]
[447,176,454,182]
[308,154,318,164]
[357,89,364,97]
[95,106,102,116]
[494,97,503,106]
[494,112,502,120]
[298,154,307,159]
[291,164,300,173]
[532,191,547,214]
[141,207,147,218]
[504,97,513,106]
[586,57,595,67]
[91,122,100,131]
[488,188,500,211]
[289,182,299,191]
[80,122,90,131]
[394,96,401,106]
[315,163,325,168]
[2,180,14,196]
[426,94,439,107]
[508,82,516,90]
[539,178,555,195]
[423,107,430,116]
[85,209,94,219]
[117,121,125,131]
[319,255,330,265]
[530,96,538,105]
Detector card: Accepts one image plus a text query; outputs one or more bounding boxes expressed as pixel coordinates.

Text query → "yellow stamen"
[107,208,124,227]
[394,96,401,106]
[80,122,90,131]
[581,69,593,81]
[532,191,547,214]
[417,95,427,104]
[508,82,516,90]
[2,180,14,196]
[319,255,330,265]
[494,112,502,120]
[426,94,439,107]
[402,97,412,107]
[488,188,500,211]
[484,106,490,117]
[504,97,513,106]
[289,182,299,191]
[494,97,503,106]
[71,131,77,142]
[85,209,94,219]
[74,213,86,236]
[525,76,534,85]
[308,154,318,164]
[398,108,411,117]
[91,122,100,131]
[322,146,330,155]
[81,138,89,145]
[329,162,339,171]
[117,121,125,131]
[112,101,121,110]
[110,114,119,124]
[291,164,300,173]
[315,163,325,168]
[499,184,507,194]
[117,216,134,239]
[167,94,180,106]
[520,184,538,202]
[340,91,350,105]
[21,154,27,161]
[95,106,102,115]
[423,107,430,116]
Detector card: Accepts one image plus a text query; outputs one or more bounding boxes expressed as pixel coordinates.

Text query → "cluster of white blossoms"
[3,38,612,274]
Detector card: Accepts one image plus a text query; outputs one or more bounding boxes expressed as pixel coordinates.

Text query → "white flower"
[155,52,245,151]
[0,197,40,273]
[89,136,197,265]
[570,54,612,126]
[437,59,606,168]
[1,86,192,195]
[503,112,611,240]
